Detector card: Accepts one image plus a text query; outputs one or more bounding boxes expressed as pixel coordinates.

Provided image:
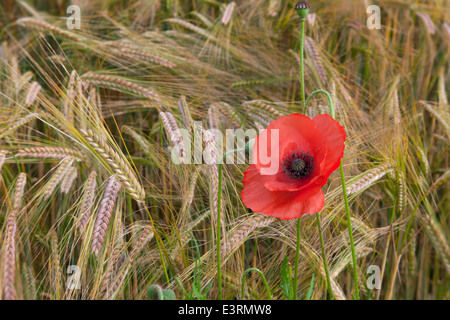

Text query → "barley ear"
[91,176,122,256]
[2,173,27,300]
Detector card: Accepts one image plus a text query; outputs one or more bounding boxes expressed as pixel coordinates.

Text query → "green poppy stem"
[242,268,273,300]
[303,89,335,118]
[293,218,301,299]
[300,19,306,109]
[316,213,334,299]
[293,16,307,301]
[304,89,360,300]
[339,161,360,300]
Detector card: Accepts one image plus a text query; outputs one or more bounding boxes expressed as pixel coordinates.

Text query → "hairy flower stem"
[304,89,360,300]
[304,89,335,118]
[300,19,306,109]
[293,17,306,300]
[339,164,359,299]
[241,268,272,300]
[293,218,301,299]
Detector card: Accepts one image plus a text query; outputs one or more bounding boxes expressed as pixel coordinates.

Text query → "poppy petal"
[253,113,326,174]
[313,114,346,181]
[253,113,327,191]
[264,173,322,192]
[242,165,324,219]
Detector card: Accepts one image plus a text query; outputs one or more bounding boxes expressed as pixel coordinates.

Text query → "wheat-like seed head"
[15,147,86,161]
[0,150,7,171]
[121,126,152,156]
[118,48,176,68]
[177,95,194,131]
[77,171,98,232]
[416,12,436,35]
[13,173,27,211]
[1,172,27,300]
[91,176,122,256]
[248,112,270,126]
[305,36,327,85]
[2,212,18,300]
[22,263,37,300]
[50,231,62,298]
[61,70,78,123]
[129,225,154,262]
[0,113,39,139]
[101,40,176,68]
[111,225,153,297]
[407,227,417,274]
[221,2,236,25]
[419,101,450,136]
[16,17,84,42]
[201,129,222,224]
[231,79,266,88]
[80,128,145,202]
[99,244,124,299]
[160,112,185,158]
[322,266,347,300]
[60,166,78,194]
[428,170,450,195]
[243,100,283,118]
[438,69,448,106]
[422,215,450,275]
[43,157,74,200]
[81,72,161,104]
[443,22,450,41]
[346,163,394,195]
[24,81,41,106]
[208,104,219,129]
[216,102,242,128]
[221,214,276,258]
[165,18,212,38]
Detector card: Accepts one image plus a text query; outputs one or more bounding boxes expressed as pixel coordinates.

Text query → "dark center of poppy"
[282,150,314,179]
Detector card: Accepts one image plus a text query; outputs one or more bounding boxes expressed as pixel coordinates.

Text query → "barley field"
[0,0,448,301]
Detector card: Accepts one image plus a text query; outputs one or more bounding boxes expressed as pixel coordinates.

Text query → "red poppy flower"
[241,113,346,220]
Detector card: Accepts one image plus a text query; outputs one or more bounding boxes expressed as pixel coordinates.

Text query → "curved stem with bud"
[304,89,360,300]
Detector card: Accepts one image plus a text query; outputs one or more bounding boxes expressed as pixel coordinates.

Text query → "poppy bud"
[295,1,310,20]
[147,284,176,300]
